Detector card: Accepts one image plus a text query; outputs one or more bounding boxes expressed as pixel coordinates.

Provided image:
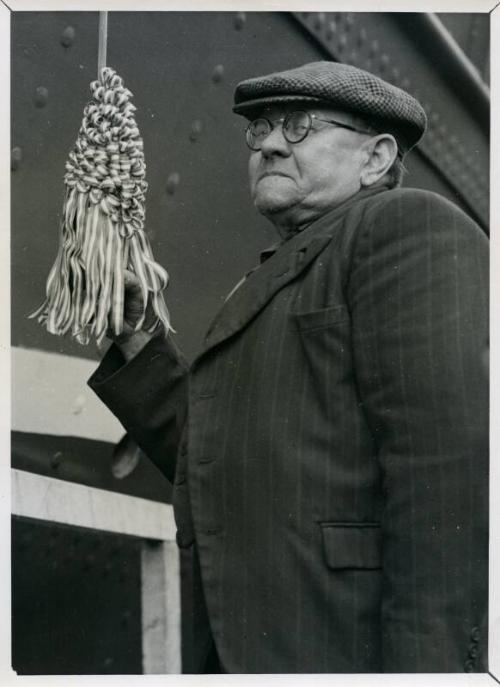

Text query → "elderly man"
[89,62,488,674]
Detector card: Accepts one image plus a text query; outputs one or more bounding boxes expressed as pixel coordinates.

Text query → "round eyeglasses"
[245,110,373,151]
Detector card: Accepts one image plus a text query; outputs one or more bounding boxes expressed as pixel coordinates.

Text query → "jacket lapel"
[200,232,332,354]
[197,186,389,359]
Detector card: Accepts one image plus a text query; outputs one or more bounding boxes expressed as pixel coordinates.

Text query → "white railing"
[11,468,181,674]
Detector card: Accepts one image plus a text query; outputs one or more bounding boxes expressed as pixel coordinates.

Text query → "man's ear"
[359,134,398,187]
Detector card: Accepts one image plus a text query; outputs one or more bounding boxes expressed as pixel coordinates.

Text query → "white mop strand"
[31,67,172,345]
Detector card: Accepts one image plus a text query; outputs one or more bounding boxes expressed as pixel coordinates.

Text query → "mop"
[30,12,171,345]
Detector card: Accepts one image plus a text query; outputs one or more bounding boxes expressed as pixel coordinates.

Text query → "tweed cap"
[233,61,427,154]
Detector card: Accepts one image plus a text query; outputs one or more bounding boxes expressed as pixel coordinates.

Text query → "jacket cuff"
[88,331,188,429]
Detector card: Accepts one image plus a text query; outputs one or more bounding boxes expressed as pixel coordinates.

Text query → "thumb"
[123,269,142,294]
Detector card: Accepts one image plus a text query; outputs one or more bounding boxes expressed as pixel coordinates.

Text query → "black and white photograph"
[3,1,499,683]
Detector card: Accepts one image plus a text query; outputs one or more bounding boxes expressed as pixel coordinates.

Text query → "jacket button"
[464,659,475,673]
[470,626,480,642]
[198,456,215,464]
[205,527,223,536]
[198,390,217,400]
[469,645,479,659]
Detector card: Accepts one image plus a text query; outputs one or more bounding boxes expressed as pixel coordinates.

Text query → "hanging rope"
[31,14,171,345]
[97,11,108,76]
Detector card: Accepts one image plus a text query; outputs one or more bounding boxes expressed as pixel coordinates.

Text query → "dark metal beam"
[291,11,489,230]
[394,13,490,133]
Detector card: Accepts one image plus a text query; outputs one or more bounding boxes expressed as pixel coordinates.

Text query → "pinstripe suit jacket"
[90,185,489,673]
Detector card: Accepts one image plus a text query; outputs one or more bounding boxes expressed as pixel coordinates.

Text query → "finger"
[123,269,142,292]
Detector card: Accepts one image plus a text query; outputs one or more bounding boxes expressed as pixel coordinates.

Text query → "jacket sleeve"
[88,331,189,483]
[347,189,489,672]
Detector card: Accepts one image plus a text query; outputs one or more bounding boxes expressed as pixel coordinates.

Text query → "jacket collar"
[196,185,388,361]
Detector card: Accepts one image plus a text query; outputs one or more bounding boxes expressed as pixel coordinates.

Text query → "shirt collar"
[258,184,390,263]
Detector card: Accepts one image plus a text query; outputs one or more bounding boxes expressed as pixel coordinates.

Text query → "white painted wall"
[12,346,123,442]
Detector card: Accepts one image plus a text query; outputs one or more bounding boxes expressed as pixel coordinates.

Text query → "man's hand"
[108,269,159,362]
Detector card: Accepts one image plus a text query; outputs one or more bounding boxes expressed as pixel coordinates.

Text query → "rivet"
[314,13,326,31]
[60,25,75,48]
[212,64,224,83]
[34,86,49,108]
[430,111,439,124]
[402,77,411,90]
[112,434,141,479]
[189,119,203,142]
[391,67,400,82]
[326,20,337,41]
[349,51,358,64]
[11,146,22,171]
[166,172,180,195]
[345,14,354,29]
[234,12,246,30]
[51,451,63,469]
[338,34,347,51]
[83,553,95,571]
[71,394,86,415]
[370,39,379,57]
[380,54,389,71]
[358,28,367,46]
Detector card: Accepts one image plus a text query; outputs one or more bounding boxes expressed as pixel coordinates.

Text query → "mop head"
[31,67,171,345]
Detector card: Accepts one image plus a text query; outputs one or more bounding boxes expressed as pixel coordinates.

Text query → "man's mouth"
[258,171,291,181]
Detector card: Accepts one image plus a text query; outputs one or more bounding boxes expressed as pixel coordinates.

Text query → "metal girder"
[292,11,489,230]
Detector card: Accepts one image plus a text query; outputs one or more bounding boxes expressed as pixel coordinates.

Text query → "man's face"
[247,104,372,227]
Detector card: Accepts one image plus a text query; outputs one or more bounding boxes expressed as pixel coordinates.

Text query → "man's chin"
[254,193,296,218]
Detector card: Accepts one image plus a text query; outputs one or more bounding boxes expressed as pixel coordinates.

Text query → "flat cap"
[233,61,427,154]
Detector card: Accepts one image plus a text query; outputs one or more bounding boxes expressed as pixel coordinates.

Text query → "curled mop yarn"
[31,67,171,345]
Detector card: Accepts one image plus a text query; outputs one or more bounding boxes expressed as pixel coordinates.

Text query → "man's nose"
[259,123,291,157]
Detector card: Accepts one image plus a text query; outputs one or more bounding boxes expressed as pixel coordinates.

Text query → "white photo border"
[1,1,497,685]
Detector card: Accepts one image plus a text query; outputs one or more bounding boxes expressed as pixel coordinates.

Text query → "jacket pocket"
[292,304,349,332]
[320,522,382,570]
